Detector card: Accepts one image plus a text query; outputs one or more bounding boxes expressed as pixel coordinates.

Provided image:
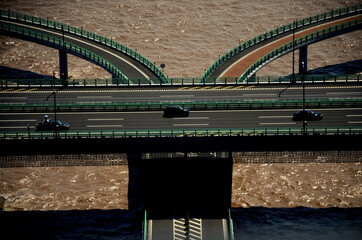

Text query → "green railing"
[229,209,234,240]
[238,17,362,83]
[143,210,148,240]
[1,98,360,113]
[200,4,362,83]
[0,21,129,83]
[0,74,361,87]
[1,127,361,140]
[0,9,168,83]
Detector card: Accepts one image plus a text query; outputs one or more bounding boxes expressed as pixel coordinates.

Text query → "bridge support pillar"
[299,46,308,75]
[59,50,68,86]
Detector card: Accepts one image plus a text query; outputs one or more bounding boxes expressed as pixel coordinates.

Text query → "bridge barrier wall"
[200,4,362,83]
[1,98,361,113]
[1,127,361,141]
[1,73,360,88]
[238,18,362,82]
[0,134,361,156]
[0,151,359,168]
[0,9,168,83]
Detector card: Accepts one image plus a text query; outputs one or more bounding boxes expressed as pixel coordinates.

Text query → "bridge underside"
[128,152,233,240]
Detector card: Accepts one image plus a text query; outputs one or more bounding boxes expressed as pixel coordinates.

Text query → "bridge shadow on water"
[0,66,54,79]
[306,59,362,75]
[1,207,361,240]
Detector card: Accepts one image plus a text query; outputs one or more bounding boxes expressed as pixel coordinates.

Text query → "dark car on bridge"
[292,110,323,121]
[163,105,189,118]
[36,119,70,131]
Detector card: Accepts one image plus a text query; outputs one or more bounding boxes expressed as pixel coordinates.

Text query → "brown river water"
[0,1,361,239]
[0,0,361,79]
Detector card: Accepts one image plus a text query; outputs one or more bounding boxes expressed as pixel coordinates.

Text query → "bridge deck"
[0,15,162,83]
[209,14,362,79]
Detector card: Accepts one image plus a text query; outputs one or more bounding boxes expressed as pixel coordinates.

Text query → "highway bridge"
[0,84,361,131]
[0,5,361,240]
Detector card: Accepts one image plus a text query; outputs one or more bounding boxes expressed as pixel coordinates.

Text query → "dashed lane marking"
[0,88,38,92]
[0,85,360,93]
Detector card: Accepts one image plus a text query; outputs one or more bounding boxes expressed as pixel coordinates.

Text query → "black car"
[163,105,189,118]
[36,119,70,131]
[292,110,323,121]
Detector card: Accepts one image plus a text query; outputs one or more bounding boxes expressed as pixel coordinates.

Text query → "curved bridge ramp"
[202,4,362,83]
[0,10,167,84]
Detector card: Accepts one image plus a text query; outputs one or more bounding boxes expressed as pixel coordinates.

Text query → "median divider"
[0,98,361,113]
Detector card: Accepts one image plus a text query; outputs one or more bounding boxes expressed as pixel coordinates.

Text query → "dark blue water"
[232,207,362,240]
[1,207,361,240]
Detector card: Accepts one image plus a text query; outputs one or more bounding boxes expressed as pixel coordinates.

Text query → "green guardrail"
[1,74,361,87]
[0,22,129,84]
[0,9,168,84]
[1,127,361,140]
[229,209,234,240]
[0,98,361,113]
[200,4,362,83]
[238,17,362,83]
[143,210,148,240]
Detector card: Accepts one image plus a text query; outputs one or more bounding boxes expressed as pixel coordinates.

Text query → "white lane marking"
[3,20,150,79]
[0,119,36,122]
[160,95,195,98]
[0,97,28,99]
[148,219,153,240]
[0,108,361,117]
[77,96,112,98]
[258,116,291,119]
[195,108,362,113]
[87,118,124,121]
[222,219,229,240]
[348,121,362,124]
[173,123,209,127]
[0,126,35,129]
[2,85,361,94]
[76,101,112,104]
[86,125,123,128]
[173,117,209,120]
[346,115,362,117]
[326,92,362,95]
[259,122,296,125]
[242,94,276,96]
[1,102,27,104]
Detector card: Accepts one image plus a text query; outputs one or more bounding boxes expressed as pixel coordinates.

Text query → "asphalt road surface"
[147,218,230,240]
[0,108,361,131]
[0,84,361,104]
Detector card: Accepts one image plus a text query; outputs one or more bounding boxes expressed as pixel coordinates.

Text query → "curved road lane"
[209,14,362,79]
[0,19,160,82]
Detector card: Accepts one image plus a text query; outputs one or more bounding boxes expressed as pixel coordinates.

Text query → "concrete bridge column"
[299,46,308,75]
[59,50,68,86]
